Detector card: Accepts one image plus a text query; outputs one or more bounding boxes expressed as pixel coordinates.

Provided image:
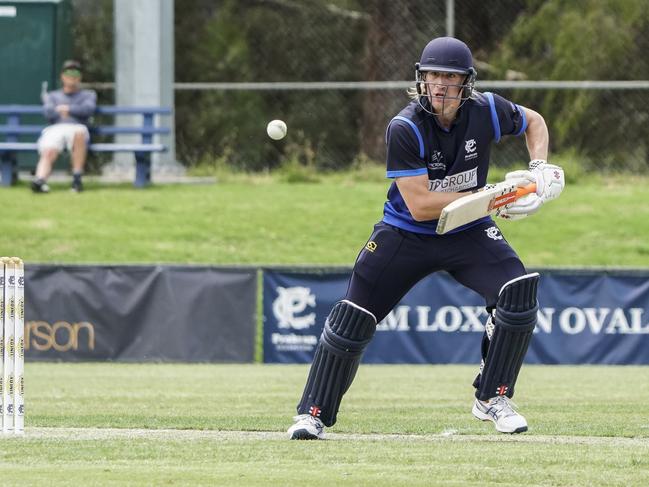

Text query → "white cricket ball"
[266,119,287,140]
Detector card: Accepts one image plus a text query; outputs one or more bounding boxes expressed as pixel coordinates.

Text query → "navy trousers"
[345,220,527,323]
[295,220,529,425]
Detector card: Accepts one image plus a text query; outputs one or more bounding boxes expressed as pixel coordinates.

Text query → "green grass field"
[1,363,647,486]
[1,172,648,485]
[1,171,648,267]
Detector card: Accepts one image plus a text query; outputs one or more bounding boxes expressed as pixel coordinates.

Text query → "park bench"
[0,105,172,188]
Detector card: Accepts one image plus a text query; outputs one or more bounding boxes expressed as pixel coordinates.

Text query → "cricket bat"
[435,182,537,235]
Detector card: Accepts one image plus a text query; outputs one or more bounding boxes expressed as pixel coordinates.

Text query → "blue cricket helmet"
[414,36,478,105]
[418,36,476,74]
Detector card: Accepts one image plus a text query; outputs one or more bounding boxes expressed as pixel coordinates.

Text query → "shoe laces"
[490,396,519,418]
[293,414,324,428]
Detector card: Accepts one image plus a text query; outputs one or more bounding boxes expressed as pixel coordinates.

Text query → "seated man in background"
[32,60,97,193]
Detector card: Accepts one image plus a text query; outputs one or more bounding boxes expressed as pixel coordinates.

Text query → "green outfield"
[1,170,648,267]
[0,363,646,486]
[1,171,648,486]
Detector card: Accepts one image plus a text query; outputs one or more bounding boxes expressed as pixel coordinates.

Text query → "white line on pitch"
[18,427,649,447]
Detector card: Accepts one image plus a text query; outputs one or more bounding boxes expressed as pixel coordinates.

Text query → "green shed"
[0,0,73,171]
[0,0,73,104]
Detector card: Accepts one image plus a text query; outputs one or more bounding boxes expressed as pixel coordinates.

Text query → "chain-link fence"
[72,0,649,173]
[174,82,649,173]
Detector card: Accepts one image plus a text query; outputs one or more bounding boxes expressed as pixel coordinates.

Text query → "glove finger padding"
[505,169,535,184]
[499,161,564,220]
[503,193,542,215]
[535,163,565,202]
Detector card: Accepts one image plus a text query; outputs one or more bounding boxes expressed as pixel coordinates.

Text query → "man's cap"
[61,60,82,76]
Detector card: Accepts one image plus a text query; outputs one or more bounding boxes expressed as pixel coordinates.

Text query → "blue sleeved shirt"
[43,89,97,125]
[383,91,528,235]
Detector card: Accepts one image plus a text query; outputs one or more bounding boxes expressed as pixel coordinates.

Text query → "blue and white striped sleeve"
[488,92,528,139]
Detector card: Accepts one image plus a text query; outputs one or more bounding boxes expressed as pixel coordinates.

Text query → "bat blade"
[436,182,536,235]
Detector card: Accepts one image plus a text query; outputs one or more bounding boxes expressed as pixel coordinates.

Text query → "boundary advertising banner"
[263,268,649,364]
[25,265,257,362]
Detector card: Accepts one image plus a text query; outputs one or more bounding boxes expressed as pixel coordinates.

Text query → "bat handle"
[515,183,537,198]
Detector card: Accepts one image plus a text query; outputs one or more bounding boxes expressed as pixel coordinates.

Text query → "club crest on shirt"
[465,139,478,160]
[485,226,503,240]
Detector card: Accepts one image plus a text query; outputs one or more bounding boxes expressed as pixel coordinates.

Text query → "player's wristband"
[529,159,547,170]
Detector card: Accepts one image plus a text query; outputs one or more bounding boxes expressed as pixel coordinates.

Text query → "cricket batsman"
[288,36,565,439]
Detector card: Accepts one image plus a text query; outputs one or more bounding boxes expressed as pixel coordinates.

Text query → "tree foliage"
[488,0,649,170]
[69,0,649,171]
[174,0,368,170]
[71,0,113,102]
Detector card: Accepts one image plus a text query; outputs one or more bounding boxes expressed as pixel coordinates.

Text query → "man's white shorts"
[38,123,89,153]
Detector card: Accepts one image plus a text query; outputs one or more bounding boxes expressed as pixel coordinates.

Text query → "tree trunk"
[359,1,444,162]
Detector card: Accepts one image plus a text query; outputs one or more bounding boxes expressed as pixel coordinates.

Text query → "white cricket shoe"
[287,414,325,440]
[472,396,528,434]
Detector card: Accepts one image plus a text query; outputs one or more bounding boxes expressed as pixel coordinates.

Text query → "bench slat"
[0,105,43,114]
[0,126,170,136]
[0,105,172,116]
[0,142,166,153]
[93,126,170,135]
[0,125,43,134]
[89,143,167,152]
[96,106,172,115]
[0,142,38,150]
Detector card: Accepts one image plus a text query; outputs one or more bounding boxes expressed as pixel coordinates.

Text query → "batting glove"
[528,159,565,202]
[502,160,565,216]
[495,175,537,219]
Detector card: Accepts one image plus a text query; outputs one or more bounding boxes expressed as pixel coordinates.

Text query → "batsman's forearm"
[523,108,549,160]
[396,174,479,221]
[407,190,470,221]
